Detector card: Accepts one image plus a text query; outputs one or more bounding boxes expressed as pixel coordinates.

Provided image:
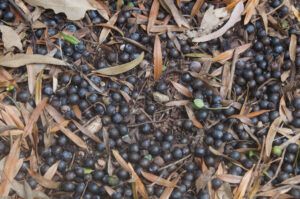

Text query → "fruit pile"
[0,0,299,198]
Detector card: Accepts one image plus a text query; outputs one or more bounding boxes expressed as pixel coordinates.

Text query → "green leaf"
[61,33,80,45]
[83,168,94,174]
[144,154,152,160]
[95,52,144,75]
[108,175,119,186]
[6,85,14,91]
[194,98,205,109]
[248,151,254,157]
[127,2,134,6]
[281,21,288,29]
[162,65,167,72]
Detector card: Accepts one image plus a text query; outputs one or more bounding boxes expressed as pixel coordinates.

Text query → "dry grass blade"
[0,25,23,51]
[44,161,60,179]
[112,149,130,173]
[0,53,69,68]
[72,105,82,120]
[72,120,102,143]
[154,35,162,81]
[170,80,193,98]
[289,34,296,62]
[282,175,300,185]
[95,52,144,75]
[160,0,189,28]
[141,171,176,188]
[190,0,204,19]
[257,5,268,34]
[217,174,242,183]
[185,105,203,128]
[0,138,20,196]
[35,70,43,105]
[26,47,36,95]
[160,172,183,199]
[128,163,149,199]
[247,110,270,118]
[147,0,159,34]
[27,168,60,189]
[193,1,244,42]
[99,12,118,44]
[165,100,190,107]
[23,97,48,138]
[234,168,253,199]
[211,43,252,63]
[58,124,87,149]
[95,23,124,37]
[265,117,282,157]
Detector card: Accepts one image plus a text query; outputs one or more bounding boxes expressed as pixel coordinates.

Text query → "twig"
[158,154,192,172]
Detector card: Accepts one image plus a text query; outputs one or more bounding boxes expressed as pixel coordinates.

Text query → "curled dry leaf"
[0,138,20,196]
[27,168,60,189]
[24,0,95,20]
[0,53,69,68]
[234,168,253,199]
[44,161,60,180]
[170,80,193,98]
[0,25,23,51]
[141,171,176,188]
[72,105,82,120]
[185,105,203,128]
[95,52,144,75]
[265,117,282,157]
[87,0,109,20]
[153,92,170,103]
[193,1,244,42]
[154,35,162,81]
[147,0,159,34]
[72,120,102,143]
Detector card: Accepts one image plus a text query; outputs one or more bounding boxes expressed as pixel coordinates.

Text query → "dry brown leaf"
[24,0,95,20]
[291,5,300,21]
[265,117,282,157]
[196,168,214,193]
[185,105,203,128]
[220,62,230,99]
[0,25,23,51]
[165,100,190,107]
[289,34,296,62]
[141,171,176,188]
[217,174,242,184]
[95,23,124,37]
[170,80,193,98]
[72,105,82,120]
[112,150,131,173]
[154,35,162,81]
[282,175,300,185]
[279,96,293,123]
[26,47,36,95]
[211,43,252,63]
[104,185,115,196]
[147,0,160,34]
[160,0,189,28]
[103,128,113,176]
[44,161,60,180]
[4,105,24,129]
[256,5,268,34]
[128,163,149,199]
[45,104,65,123]
[247,110,270,118]
[72,120,102,143]
[150,25,188,33]
[58,124,88,149]
[0,53,69,68]
[193,1,244,42]
[99,12,118,44]
[160,172,183,199]
[0,138,21,196]
[23,97,48,138]
[119,90,131,103]
[234,168,253,199]
[95,52,144,75]
[27,168,60,189]
[87,0,109,20]
[243,0,259,25]
[190,0,204,19]
[229,114,254,126]
[35,69,43,105]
